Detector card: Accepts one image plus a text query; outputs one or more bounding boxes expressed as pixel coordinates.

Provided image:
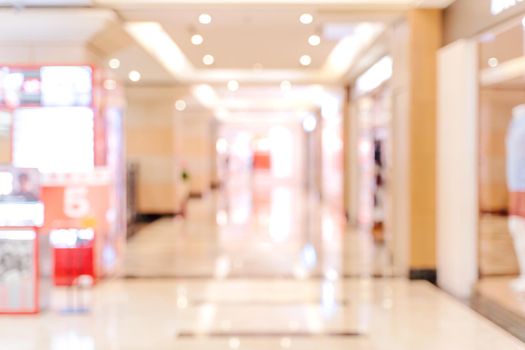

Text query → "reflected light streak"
[214,255,232,279]
[196,303,217,334]
[51,333,95,350]
[269,187,292,242]
[321,281,338,317]
[301,244,318,269]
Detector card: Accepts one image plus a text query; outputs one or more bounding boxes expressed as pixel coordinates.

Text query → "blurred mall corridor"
[2,0,525,348]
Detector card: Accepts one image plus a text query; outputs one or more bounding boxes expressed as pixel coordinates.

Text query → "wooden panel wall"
[407,10,442,270]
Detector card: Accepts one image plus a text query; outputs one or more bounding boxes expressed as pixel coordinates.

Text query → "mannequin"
[507,104,525,291]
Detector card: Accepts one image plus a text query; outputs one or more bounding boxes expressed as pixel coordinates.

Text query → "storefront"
[0,64,126,287]
[438,0,525,337]
[350,56,393,243]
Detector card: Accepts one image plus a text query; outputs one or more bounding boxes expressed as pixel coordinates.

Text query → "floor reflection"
[1,175,519,349]
[125,174,393,279]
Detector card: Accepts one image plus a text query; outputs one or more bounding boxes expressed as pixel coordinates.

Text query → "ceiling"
[0,0,457,84]
[101,7,390,85]
[120,8,339,70]
[0,0,457,119]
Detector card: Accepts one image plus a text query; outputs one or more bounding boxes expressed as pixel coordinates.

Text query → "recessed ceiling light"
[108,58,120,69]
[300,13,313,24]
[280,80,292,91]
[488,57,499,68]
[128,70,141,82]
[308,34,321,46]
[227,80,239,92]
[191,34,204,45]
[300,55,312,66]
[203,54,215,66]
[199,13,212,25]
[175,99,187,111]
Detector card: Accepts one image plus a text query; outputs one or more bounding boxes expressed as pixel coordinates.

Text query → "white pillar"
[437,39,479,299]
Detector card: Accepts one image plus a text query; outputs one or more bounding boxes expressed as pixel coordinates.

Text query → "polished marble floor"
[0,178,524,349]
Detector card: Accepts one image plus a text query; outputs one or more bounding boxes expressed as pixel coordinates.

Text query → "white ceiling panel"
[0,9,115,43]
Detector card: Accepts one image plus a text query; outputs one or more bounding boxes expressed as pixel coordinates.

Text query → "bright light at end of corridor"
[216,138,228,154]
[216,210,228,226]
[280,80,292,91]
[302,115,317,132]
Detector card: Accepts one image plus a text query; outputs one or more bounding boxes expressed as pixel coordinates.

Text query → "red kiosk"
[0,167,45,314]
[0,64,126,287]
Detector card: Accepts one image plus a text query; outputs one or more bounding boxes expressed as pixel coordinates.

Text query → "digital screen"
[50,228,94,248]
[0,67,41,108]
[12,107,95,173]
[0,229,36,313]
[0,66,92,108]
[41,66,92,107]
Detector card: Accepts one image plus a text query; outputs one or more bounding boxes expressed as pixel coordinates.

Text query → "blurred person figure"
[12,173,38,202]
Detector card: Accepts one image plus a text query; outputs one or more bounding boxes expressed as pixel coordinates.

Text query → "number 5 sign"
[40,172,111,232]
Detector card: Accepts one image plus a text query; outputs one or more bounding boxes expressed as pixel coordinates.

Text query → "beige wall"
[390,18,412,275]
[126,86,179,214]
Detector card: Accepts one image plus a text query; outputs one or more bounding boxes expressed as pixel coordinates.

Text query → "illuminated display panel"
[41,66,92,107]
[0,203,44,227]
[0,65,92,108]
[12,107,95,173]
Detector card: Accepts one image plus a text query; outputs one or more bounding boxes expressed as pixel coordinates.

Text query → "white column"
[437,39,479,299]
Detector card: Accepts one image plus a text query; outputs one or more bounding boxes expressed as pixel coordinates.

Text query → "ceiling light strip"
[125,21,194,79]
